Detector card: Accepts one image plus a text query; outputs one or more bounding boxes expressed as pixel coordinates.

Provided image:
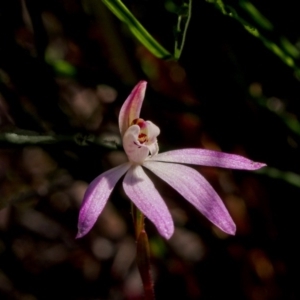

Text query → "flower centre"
[131,118,148,144]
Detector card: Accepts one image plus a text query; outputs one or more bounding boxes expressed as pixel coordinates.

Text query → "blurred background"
[0,0,300,299]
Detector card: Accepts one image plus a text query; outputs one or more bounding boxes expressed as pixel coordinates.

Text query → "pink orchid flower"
[77,81,266,239]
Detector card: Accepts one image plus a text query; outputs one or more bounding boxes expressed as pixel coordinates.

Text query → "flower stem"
[131,203,155,300]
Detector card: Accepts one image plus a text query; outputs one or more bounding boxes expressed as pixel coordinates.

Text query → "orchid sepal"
[148,148,266,170]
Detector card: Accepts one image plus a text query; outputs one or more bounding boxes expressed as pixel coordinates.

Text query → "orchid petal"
[147,141,159,156]
[119,81,147,136]
[123,165,174,239]
[123,125,150,163]
[143,161,236,235]
[145,121,160,156]
[149,148,266,170]
[145,121,160,144]
[77,163,131,238]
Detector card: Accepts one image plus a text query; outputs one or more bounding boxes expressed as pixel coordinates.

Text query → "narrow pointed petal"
[143,161,236,235]
[77,163,131,238]
[119,81,147,136]
[149,149,266,170]
[123,165,174,239]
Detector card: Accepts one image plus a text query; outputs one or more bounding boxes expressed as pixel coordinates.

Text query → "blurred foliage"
[102,0,172,59]
[208,0,300,73]
[258,166,300,188]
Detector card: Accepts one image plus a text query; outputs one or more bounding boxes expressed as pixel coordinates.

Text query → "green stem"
[174,0,192,60]
[0,131,119,149]
[131,203,155,300]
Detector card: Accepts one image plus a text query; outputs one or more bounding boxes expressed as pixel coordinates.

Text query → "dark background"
[0,0,299,299]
